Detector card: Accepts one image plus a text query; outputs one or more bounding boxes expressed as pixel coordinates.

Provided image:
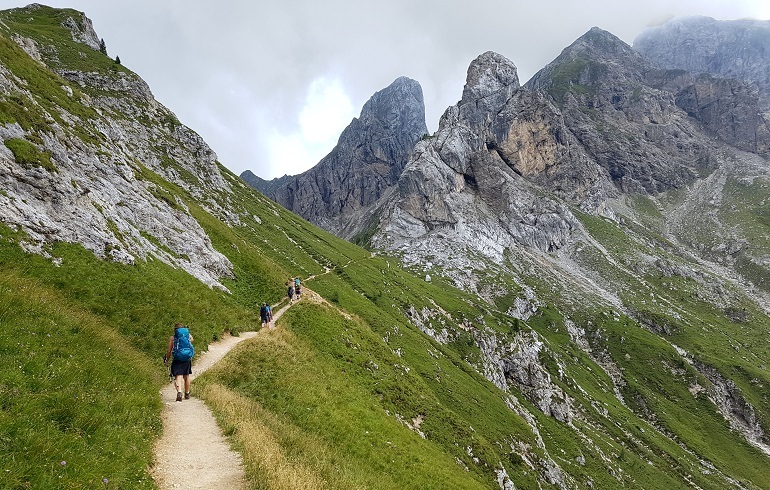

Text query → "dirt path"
[151,302,295,489]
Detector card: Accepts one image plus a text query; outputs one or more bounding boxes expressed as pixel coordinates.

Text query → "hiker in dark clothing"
[288,283,295,304]
[260,302,272,329]
[295,282,301,300]
[164,323,194,402]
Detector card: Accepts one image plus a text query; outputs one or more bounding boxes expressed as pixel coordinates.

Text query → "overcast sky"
[3,1,770,179]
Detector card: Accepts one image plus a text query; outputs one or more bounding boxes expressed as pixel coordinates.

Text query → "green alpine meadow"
[1,4,770,489]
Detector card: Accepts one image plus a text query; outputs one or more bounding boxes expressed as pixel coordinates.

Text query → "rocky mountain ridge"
[242,23,770,470]
[0,4,237,289]
[242,76,427,238]
[367,22,770,468]
[634,15,770,109]
[3,6,770,489]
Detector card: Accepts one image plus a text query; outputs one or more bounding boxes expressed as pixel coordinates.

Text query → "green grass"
[200,305,500,489]
[0,5,130,75]
[0,270,161,489]
[0,230,257,356]
[4,137,56,172]
[0,32,103,149]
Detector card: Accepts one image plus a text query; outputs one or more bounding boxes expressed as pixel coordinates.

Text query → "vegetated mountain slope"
[241,76,428,240]
[363,27,770,488]
[3,5,770,490]
[0,6,662,490]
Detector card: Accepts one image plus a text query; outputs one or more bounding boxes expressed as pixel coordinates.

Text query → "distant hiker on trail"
[164,323,195,402]
[295,281,302,300]
[260,302,272,328]
[288,283,295,304]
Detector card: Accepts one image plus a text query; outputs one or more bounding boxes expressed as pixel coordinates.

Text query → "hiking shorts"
[170,359,192,376]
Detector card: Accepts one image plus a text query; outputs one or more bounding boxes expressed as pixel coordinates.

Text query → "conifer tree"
[114,55,121,65]
[99,38,107,55]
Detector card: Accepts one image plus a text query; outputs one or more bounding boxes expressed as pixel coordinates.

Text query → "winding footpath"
[151,300,294,489]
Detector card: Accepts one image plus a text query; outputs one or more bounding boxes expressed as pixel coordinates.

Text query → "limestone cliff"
[634,16,770,108]
[0,4,234,289]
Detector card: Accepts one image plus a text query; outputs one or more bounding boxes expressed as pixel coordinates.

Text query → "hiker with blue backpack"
[260,302,273,329]
[164,323,195,402]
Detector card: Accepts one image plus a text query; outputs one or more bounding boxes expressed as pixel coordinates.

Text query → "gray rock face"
[634,16,770,108]
[528,28,717,195]
[60,10,101,51]
[669,74,770,154]
[243,77,427,238]
[368,30,770,431]
[368,27,770,307]
[0,9,235,289]
[375,52,584,264]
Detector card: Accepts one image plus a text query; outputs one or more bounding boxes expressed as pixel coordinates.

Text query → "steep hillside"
[2,5,770,490]
[364,27,770,489]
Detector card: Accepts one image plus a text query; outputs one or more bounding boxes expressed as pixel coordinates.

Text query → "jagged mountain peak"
[360,76,424,120]
[573,26,635,55]
[460,51,520,105]
[242,76,427,238]
[634,15,770,108]
[339,76,426,151]
[553,25,641,67]
[526,26,650,94]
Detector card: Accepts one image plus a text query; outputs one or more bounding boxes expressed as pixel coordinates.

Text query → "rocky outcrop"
[634,16,770,109]
[694,361,770,455]
[0,6,235,289]
[497,330,575,423]
[243,77,427,238]
[372,28,770,279]
[60,9,101,51]
[373,52,584,269]
[527,27,722,195]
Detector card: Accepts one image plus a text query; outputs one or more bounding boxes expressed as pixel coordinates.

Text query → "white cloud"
[299,77,355,144]
[266,77,355,178]
[747,0,770,19]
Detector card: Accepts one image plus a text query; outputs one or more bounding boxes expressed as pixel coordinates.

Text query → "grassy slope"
[2,5,770,489]
[198,171,770,488]
[567,200,770,487]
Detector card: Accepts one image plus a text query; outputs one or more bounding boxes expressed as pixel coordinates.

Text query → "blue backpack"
[173,327,195,361]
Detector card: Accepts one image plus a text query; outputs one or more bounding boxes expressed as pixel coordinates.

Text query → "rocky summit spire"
[242,77,427,237]
[461,51,520,105]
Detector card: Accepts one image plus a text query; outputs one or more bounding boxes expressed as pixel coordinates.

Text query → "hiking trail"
[151,298,296,489]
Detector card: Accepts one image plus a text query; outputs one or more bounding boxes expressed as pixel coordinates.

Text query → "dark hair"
[174,323,183,329]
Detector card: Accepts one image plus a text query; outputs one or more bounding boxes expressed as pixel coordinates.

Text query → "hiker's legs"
[183,374,191,393]
[174,374,183,393]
